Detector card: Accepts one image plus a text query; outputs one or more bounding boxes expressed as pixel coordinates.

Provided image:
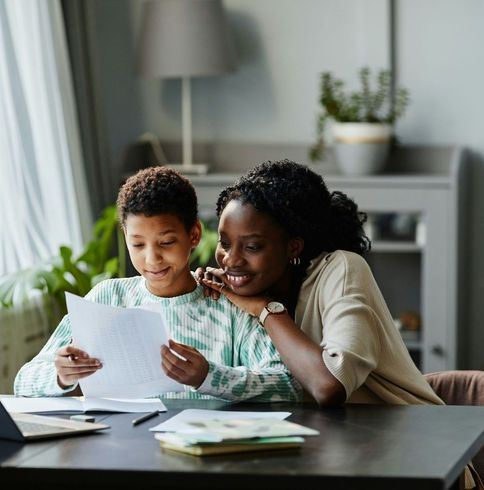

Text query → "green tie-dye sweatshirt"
[14,276,302,403]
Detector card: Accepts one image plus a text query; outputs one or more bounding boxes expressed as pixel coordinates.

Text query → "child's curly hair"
[216,159,370,265]
[117,166,198,230]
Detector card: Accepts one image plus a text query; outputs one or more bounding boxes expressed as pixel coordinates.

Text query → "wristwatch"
[259,301,287,326]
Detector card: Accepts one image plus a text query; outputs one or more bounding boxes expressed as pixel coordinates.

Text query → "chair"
[424,370,484,487]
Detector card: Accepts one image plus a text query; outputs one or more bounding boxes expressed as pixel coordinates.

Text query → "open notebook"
[0,401,109,442]
[0,396,166,414]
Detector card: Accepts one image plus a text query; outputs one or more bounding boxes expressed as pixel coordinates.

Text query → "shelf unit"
[370,241,422,253]
[189,146,467,373]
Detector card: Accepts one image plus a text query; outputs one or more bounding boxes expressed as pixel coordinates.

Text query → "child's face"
[124,213,201,297]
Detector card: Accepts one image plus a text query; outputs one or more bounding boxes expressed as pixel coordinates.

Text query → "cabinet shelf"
[370,241,422,253]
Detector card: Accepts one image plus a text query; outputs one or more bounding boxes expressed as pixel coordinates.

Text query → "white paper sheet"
[0,396,166,413]
[66,292,183,398]
[150,409,291,432]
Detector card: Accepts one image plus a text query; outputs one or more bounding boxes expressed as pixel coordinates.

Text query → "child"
[14,166,302,402]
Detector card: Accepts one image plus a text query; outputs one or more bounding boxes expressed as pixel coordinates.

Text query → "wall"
[87,0,389,165]
[395,0,484,369]
[137,0,389,145]
[87,0,483,369]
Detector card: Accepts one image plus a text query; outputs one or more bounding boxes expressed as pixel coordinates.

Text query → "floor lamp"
[138,0,235,174]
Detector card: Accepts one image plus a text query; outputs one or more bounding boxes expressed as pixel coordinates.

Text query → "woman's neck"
[266,267,302,316]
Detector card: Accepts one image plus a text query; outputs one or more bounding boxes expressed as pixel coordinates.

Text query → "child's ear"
[189,220,202,248]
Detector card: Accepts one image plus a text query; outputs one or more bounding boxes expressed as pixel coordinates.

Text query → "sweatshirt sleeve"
[195,313,303,402]
[319,253,382,400]
[13,282,111,397]
[14,314,78,396]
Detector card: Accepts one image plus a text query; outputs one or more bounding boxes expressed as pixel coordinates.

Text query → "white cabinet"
[189,146,467,373]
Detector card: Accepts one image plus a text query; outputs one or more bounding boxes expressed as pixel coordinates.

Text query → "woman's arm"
[202,276,345,406]
[262,311,346,406]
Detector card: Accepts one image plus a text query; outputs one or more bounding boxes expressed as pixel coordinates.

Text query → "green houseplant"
[0,205,218,321]
[0,205,124,317]
[309,66,409,175]
[190,220,219,268]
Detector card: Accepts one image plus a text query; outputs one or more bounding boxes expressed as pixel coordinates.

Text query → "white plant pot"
[332,122,392,176]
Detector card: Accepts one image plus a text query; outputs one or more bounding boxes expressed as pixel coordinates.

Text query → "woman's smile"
[224,271,255,289]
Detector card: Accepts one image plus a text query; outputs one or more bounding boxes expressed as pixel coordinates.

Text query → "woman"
[200,159,443,407]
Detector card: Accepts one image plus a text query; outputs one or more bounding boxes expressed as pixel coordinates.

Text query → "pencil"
[132,411,159,426]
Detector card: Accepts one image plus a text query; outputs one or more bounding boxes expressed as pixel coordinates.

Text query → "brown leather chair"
[424,370,484,487]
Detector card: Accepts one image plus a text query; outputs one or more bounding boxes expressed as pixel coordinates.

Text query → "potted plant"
[309,66,409,175]
[190,220,219,268]
[0,206,124,326]
[0,205,218,329]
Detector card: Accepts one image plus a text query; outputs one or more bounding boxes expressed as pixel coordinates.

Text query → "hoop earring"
[290,257,301,266]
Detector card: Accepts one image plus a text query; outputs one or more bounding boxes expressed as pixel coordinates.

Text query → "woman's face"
[216,200,301,296]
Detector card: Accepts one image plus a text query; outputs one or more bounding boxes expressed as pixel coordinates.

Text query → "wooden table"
[1,400,483,489]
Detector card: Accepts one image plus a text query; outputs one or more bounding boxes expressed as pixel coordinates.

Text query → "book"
[158,436,305,456]
[154,417,319,456]
[0,396,166,414]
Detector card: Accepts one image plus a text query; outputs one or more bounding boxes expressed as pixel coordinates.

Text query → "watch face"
[267,301,285,314]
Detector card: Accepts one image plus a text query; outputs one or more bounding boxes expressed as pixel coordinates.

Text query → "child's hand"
[54,345,103,389]
[161,339,209,389]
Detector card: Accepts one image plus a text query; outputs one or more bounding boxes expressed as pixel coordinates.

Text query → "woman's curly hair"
[216,159,370,264]
[117,166,197,230]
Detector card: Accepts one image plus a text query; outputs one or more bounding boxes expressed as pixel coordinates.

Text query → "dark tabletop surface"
[1,400,484,490]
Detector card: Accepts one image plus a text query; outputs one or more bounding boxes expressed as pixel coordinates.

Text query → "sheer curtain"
[0,0,91,275]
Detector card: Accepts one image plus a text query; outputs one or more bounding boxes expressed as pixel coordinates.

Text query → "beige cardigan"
[295,250,443,405]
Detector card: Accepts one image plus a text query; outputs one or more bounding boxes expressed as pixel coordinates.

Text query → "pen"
[132,411,159,426]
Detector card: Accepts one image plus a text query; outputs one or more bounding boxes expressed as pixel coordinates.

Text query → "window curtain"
[61,0,114,220]
[0,0,92,275]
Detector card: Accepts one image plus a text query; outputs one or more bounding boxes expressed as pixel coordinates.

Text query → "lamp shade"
[138,0,235,79]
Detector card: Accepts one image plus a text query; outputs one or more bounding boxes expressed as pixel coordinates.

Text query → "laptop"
[0,401,109,442]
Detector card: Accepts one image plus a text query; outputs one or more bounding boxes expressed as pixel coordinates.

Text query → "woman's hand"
[201,267,270,318]
[161,339,209,389]
[194,266,224,299]
[54,345,102,389]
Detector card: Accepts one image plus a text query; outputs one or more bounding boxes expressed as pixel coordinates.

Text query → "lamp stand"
[167,77,209,175]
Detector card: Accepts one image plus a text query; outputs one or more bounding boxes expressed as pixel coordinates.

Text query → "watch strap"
[258,306,270,326]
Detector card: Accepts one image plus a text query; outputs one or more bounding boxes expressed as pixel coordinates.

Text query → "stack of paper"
[66,292,183,398]
[154,415,319,456]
